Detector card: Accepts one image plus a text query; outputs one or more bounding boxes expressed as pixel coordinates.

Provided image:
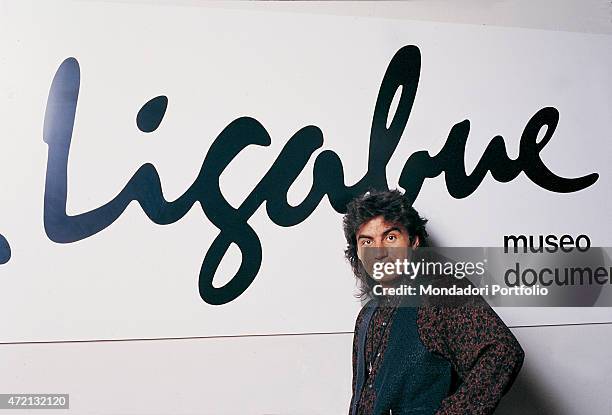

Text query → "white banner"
[0,1,611,342]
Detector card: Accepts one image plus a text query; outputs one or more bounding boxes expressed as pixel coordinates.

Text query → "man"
[344,189,524,414]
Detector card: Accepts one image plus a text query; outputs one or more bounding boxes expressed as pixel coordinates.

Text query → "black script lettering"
[42,45,598,304]
[398,108,598,202]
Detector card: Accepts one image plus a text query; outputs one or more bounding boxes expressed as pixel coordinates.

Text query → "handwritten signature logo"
[1,45,598,305]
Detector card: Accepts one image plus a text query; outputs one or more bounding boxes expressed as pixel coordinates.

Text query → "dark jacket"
[349,294,525,414]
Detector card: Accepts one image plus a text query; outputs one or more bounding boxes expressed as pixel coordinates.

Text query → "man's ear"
[412,235,420,249]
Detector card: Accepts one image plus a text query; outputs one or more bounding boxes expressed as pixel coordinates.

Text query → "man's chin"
[374,275,402,287]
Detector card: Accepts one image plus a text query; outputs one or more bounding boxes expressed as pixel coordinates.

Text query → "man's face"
[356,215,419,285]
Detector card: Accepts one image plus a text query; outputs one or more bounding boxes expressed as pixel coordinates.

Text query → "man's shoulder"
[353,297,376,328]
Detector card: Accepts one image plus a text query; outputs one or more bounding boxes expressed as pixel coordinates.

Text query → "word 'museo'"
[503,233,591,253]
[37,45,598,305]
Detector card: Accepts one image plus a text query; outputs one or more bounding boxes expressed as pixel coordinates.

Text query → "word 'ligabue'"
[36,45,598,305]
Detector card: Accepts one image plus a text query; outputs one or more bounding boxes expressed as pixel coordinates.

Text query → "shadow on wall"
[495,363,568,415]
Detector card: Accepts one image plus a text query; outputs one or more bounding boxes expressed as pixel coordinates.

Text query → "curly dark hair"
[342,188,429,300]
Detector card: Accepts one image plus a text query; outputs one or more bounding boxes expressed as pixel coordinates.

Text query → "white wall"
[1,323,610,414]
[1,1,611,413]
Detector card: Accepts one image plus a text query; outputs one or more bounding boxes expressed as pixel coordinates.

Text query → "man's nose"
[373,245,388,260]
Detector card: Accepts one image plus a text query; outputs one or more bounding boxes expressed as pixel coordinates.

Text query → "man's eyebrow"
[357,226,403,241]
[382,226,403,236]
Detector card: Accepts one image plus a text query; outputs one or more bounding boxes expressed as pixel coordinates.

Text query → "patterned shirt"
[350,292,524,414]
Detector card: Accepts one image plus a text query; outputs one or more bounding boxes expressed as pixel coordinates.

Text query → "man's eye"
[387,234,396,241]
[362,239,371,245]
